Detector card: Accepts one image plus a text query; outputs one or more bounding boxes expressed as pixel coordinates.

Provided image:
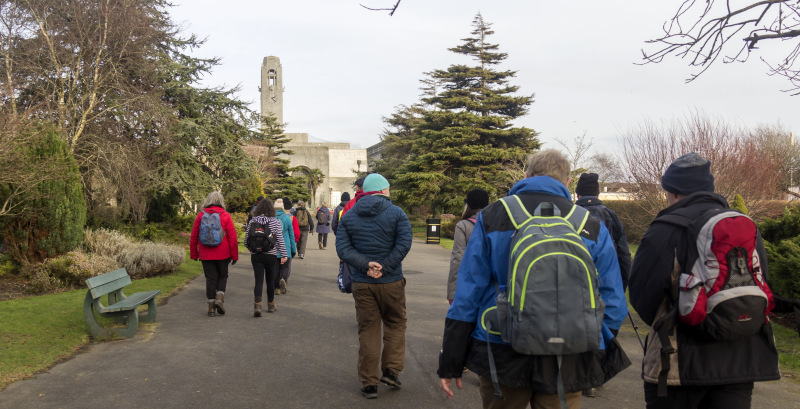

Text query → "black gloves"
[230,259,237,265]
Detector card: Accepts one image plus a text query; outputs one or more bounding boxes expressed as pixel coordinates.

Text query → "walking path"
[1,237,798,408]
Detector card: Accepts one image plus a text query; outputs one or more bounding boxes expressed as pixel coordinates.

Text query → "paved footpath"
[1,237,799,408]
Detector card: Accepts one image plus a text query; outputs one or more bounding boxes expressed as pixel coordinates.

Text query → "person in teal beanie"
[335,173,413,399]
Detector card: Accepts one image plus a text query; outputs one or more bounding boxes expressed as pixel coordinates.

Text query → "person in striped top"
[244,198,288,316]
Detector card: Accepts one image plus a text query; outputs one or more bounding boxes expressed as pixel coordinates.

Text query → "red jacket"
[291,214,300,243]
[190,206,239,261]
[340,191,380,218]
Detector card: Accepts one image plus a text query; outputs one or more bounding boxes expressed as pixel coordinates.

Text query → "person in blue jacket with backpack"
[437,150,629,409]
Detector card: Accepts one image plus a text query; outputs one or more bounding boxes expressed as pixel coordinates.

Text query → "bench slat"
[85,268,129,289]
[89,275,132,299]
[101,290,161,313]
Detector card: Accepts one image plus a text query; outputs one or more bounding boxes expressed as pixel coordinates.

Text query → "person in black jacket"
[629,152,780,409]
[575,173,631,291]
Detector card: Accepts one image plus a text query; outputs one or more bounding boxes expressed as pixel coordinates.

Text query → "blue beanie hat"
[363,173,390,192]
[661,152,715,195]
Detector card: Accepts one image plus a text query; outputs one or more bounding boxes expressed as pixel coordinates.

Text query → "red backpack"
[656,208,775,341]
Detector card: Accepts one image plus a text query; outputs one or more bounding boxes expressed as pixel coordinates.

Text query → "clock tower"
[260,56,283,126]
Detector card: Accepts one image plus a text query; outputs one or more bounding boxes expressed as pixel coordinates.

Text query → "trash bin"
[426,218,441,244]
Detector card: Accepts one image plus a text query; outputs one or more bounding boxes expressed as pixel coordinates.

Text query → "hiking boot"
[319,243,323,250]
[215,292,225,315]
[323,247,327,250]
[360,385,378,399]
[380,368,401,388]
[582,388,597,398]
[267,301,276,313]
[299,254,304,259]
[254,296,262,317]
[279,278,287,294]
[207,300,215,317]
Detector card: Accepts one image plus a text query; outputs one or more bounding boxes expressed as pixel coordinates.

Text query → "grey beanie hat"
[661,152,715,195]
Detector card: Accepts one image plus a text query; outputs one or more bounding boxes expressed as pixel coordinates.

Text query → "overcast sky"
[169,1,799,156]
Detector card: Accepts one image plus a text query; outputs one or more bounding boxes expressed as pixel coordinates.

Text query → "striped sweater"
[244,215,287,257]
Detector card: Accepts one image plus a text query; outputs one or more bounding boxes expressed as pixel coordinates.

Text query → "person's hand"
[230,259,237,265]
[440,378,462,399]
[367,261,383,279]
[280,257,287,264]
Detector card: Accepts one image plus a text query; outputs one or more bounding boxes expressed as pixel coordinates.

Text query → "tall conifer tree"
[392,13,540,213]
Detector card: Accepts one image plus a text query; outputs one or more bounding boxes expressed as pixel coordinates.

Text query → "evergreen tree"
[1,128,86,264]
[255,115,309,202]
[391,13,540,214]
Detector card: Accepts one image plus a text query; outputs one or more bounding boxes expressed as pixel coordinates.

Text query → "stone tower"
[260,56,283,125]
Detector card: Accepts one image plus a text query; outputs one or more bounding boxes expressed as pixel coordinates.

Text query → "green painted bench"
[83,268,161,339]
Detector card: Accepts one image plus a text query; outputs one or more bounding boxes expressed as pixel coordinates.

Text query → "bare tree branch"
[360,0,402,16]
[641,0,800,94]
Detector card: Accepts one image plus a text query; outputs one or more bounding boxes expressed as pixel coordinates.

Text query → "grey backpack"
[484,196,604,406]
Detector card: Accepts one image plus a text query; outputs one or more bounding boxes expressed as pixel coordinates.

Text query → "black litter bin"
[426,218,441,244]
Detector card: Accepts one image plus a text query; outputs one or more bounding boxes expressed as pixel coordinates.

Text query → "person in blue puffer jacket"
[437,149,630,409]
[335,173,412,400]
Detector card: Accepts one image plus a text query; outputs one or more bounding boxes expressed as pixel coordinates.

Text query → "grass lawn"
[0,258,204,390]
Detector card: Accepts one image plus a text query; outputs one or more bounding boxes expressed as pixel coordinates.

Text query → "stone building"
[258,56,367,209]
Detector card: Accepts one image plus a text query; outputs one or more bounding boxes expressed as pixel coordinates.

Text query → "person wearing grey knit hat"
[660,152,715,197]
[629,152,780,408]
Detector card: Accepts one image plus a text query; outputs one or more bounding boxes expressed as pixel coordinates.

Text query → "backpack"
[584,205,618,251]
[484,196,603,404]
[655,209,774,340]
[317,209,328,225]
[199,210,225,247]
[247,220,277,254]
[296,209,309,227]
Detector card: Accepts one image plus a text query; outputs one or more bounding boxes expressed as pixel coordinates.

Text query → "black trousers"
[201,259,230,300]
[318,233,328,247]
[644,381,754,409]
[274,257,292,287]
[251,253,278,302]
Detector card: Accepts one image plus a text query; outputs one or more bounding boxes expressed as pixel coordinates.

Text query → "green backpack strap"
[500,196,589,234]
[499,196,533,228]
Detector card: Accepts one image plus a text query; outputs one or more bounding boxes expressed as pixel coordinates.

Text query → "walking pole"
[628,312,645,351]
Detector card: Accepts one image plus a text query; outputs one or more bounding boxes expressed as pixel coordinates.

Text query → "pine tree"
[391,13,540,214]
[1,128,86,264]
[253,115,309,202]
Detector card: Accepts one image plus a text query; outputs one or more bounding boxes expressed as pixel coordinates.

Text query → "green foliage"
[0,253,18,277]
[147,188,182,223]
[379,14,539,215]
[254,115,310,202]
[225,176,263,213]
[1,130,86,264]
[731,193,749,214]
[764,237,800,299]
[759,206,800,244]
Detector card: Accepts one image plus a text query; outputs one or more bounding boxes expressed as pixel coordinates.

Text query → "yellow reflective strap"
[518,252,596,311]
[481,306,501,335]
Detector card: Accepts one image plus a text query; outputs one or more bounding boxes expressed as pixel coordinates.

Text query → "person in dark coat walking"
[629,153,780,409]
[336,173,413,399]
[331,192,351,235]
[447,188,490,304]
[294,200,314,259]
[316,202,331,249]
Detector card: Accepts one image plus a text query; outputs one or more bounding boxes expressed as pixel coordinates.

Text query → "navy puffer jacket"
[335,194,412,284]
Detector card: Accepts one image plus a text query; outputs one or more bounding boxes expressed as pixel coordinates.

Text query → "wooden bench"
[83,268,161,339]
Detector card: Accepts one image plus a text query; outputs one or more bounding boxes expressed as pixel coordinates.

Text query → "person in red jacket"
[190,191,239,317]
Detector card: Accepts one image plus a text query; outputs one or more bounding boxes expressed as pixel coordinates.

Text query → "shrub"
[731,194,749,214]
[603,200,657,245]
[1,129,86,264]
[0,253,17,277]
[84,228,185,278]
[119,242,185,279]
[83,228,130,259]
[441,219,458,240]
[45,250,119,287]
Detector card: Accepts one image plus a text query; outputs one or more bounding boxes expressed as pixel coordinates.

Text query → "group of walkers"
[188,193,337,317]
[188,148,795,409]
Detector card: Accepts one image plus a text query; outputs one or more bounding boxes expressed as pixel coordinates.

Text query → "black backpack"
[247,220,277,254]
